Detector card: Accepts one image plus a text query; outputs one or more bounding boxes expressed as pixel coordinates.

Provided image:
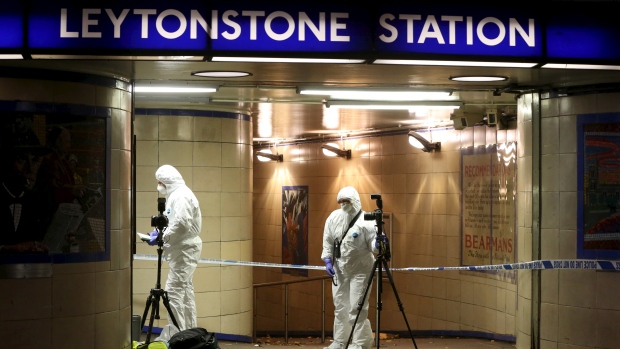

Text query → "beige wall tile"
[159,115,193,141]
[52,315,94,349]
[159,140,193,166]
[135,115,159,141]
[194,116,222,142]
[557,305,596,347]
[193,142,222,167]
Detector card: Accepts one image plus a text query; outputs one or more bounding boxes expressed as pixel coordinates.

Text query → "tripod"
[139,226,179,346]
[345,195,418,349]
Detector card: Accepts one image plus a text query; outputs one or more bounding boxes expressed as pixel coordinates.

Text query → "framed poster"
[0,111,109,266]
[577,113,620,259]
[282,185,309,276]
[461,143,517,270]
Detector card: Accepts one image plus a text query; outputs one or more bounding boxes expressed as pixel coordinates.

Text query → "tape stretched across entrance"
[133,255,620,271]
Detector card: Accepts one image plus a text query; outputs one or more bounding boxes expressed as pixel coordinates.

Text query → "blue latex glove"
[147,230,159,246]
[375,234,387,250]
[324,258,335,277]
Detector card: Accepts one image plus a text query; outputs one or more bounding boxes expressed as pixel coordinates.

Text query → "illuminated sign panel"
[546,10,620,60]
[208,2,371,52]
[28,0,209,50]
[0,4,23,49]
[374,4,541,57]
[10,1,620,62]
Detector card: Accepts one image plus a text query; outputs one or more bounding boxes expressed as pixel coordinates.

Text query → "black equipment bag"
[168,328,219,349]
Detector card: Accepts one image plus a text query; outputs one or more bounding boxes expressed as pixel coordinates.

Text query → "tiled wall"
[253,128,518,338]
[133,111,253,338]
[0,77,133,349]
[517,91,620,349]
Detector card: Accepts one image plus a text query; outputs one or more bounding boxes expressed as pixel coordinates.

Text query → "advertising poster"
[461,143,517,272]
[0,111,108,265]
[577,114,620,259]
[282,186,309,277]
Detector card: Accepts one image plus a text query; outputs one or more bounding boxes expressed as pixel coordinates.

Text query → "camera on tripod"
[151,197,169,230]
[364,194,390,261]
[364,194,383,222]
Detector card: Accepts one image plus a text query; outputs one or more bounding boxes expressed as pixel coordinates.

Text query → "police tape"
[133,254,620,271]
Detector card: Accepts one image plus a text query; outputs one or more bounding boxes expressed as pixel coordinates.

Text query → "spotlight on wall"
[408,131,441,152]
[256,149,283,162]
[321,143,351,159]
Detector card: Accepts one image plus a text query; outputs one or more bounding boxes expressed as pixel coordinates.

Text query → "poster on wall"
[0,111,108,264]
[461,143,517,275]
[282,186,309,277]
[577,114,620,259]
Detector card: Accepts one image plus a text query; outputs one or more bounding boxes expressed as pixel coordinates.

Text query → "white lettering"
[509,18,534,47]
[265,11,294,41]
[60,8,79,38]
[330,12,349,42]
[418,15,444,44]
[466,16,473,45]
[82,9,101,38]
[222,10,240,40]
[477,17,505,46]
[378,14,397,43]
[156,9,186,39]
[441,15,463,44]
[134,9,157,39]
[105,9,129,38]
[299,12,325,41]
[399,14,421,43]
[242,11,265,40]
[190,9,208,39]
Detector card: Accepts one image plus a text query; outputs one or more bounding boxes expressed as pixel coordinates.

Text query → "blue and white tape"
[133,254,620,271]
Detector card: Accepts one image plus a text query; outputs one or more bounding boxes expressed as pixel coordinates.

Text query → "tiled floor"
[223,336,515,349]
[138,334,516,349]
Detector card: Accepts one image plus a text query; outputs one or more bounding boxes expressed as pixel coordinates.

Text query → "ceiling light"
[134,86,217,93]
[450,76,508,82]
[408,131,440,152]
[298,87,453,101]
[325,100,463,110]
[542,63,620,70]
[192,71,252,78]
[374,59,537,68]
[211,56,365,64]
[134,84,219,93]
[32,55,203,60]
[256,149,283,162]
[321,143,351,159]
[0,54,24,59]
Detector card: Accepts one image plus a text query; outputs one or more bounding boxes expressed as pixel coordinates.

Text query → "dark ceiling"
[2,59,620,144]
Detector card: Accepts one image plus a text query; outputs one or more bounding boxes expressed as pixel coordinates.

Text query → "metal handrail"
[253,275,332,344]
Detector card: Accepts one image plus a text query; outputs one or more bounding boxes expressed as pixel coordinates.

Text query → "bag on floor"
[167,327,218,349]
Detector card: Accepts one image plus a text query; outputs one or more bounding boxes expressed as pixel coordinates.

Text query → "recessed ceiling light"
[192,71,252,78]
[450,76,508,82]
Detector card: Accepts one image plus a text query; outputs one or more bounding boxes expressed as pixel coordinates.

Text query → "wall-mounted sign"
[4,1,620,62]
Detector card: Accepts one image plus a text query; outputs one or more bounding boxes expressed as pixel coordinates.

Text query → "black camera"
[151,197,169,230]
[364,194,383,222]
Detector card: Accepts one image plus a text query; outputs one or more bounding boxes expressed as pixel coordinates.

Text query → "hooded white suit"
[155,165,203,335]
[321,187,377,349]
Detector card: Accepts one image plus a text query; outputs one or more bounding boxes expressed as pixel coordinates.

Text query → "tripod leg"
[381,259,418,349]
[345,258,379,349]
[141,294,153,329]
[145,295,160,344]
[162,291,180,330]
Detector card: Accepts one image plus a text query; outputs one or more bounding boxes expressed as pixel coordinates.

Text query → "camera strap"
[341,210,362,241]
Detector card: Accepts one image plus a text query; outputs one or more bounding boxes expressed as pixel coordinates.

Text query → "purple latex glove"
[324,258,335,277]
[375,234,387,250]
[147,230,159,246]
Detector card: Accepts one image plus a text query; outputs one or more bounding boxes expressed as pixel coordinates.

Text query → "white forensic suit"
[155,165,203,338]
[321,186,378,349]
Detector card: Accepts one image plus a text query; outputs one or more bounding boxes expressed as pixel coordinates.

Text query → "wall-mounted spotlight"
[408,131,441,152]
[321,143,351,159]
[256,149,283,162]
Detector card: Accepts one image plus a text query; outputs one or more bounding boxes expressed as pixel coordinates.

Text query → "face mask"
[157,184,167,195]
[341,203,355,214]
